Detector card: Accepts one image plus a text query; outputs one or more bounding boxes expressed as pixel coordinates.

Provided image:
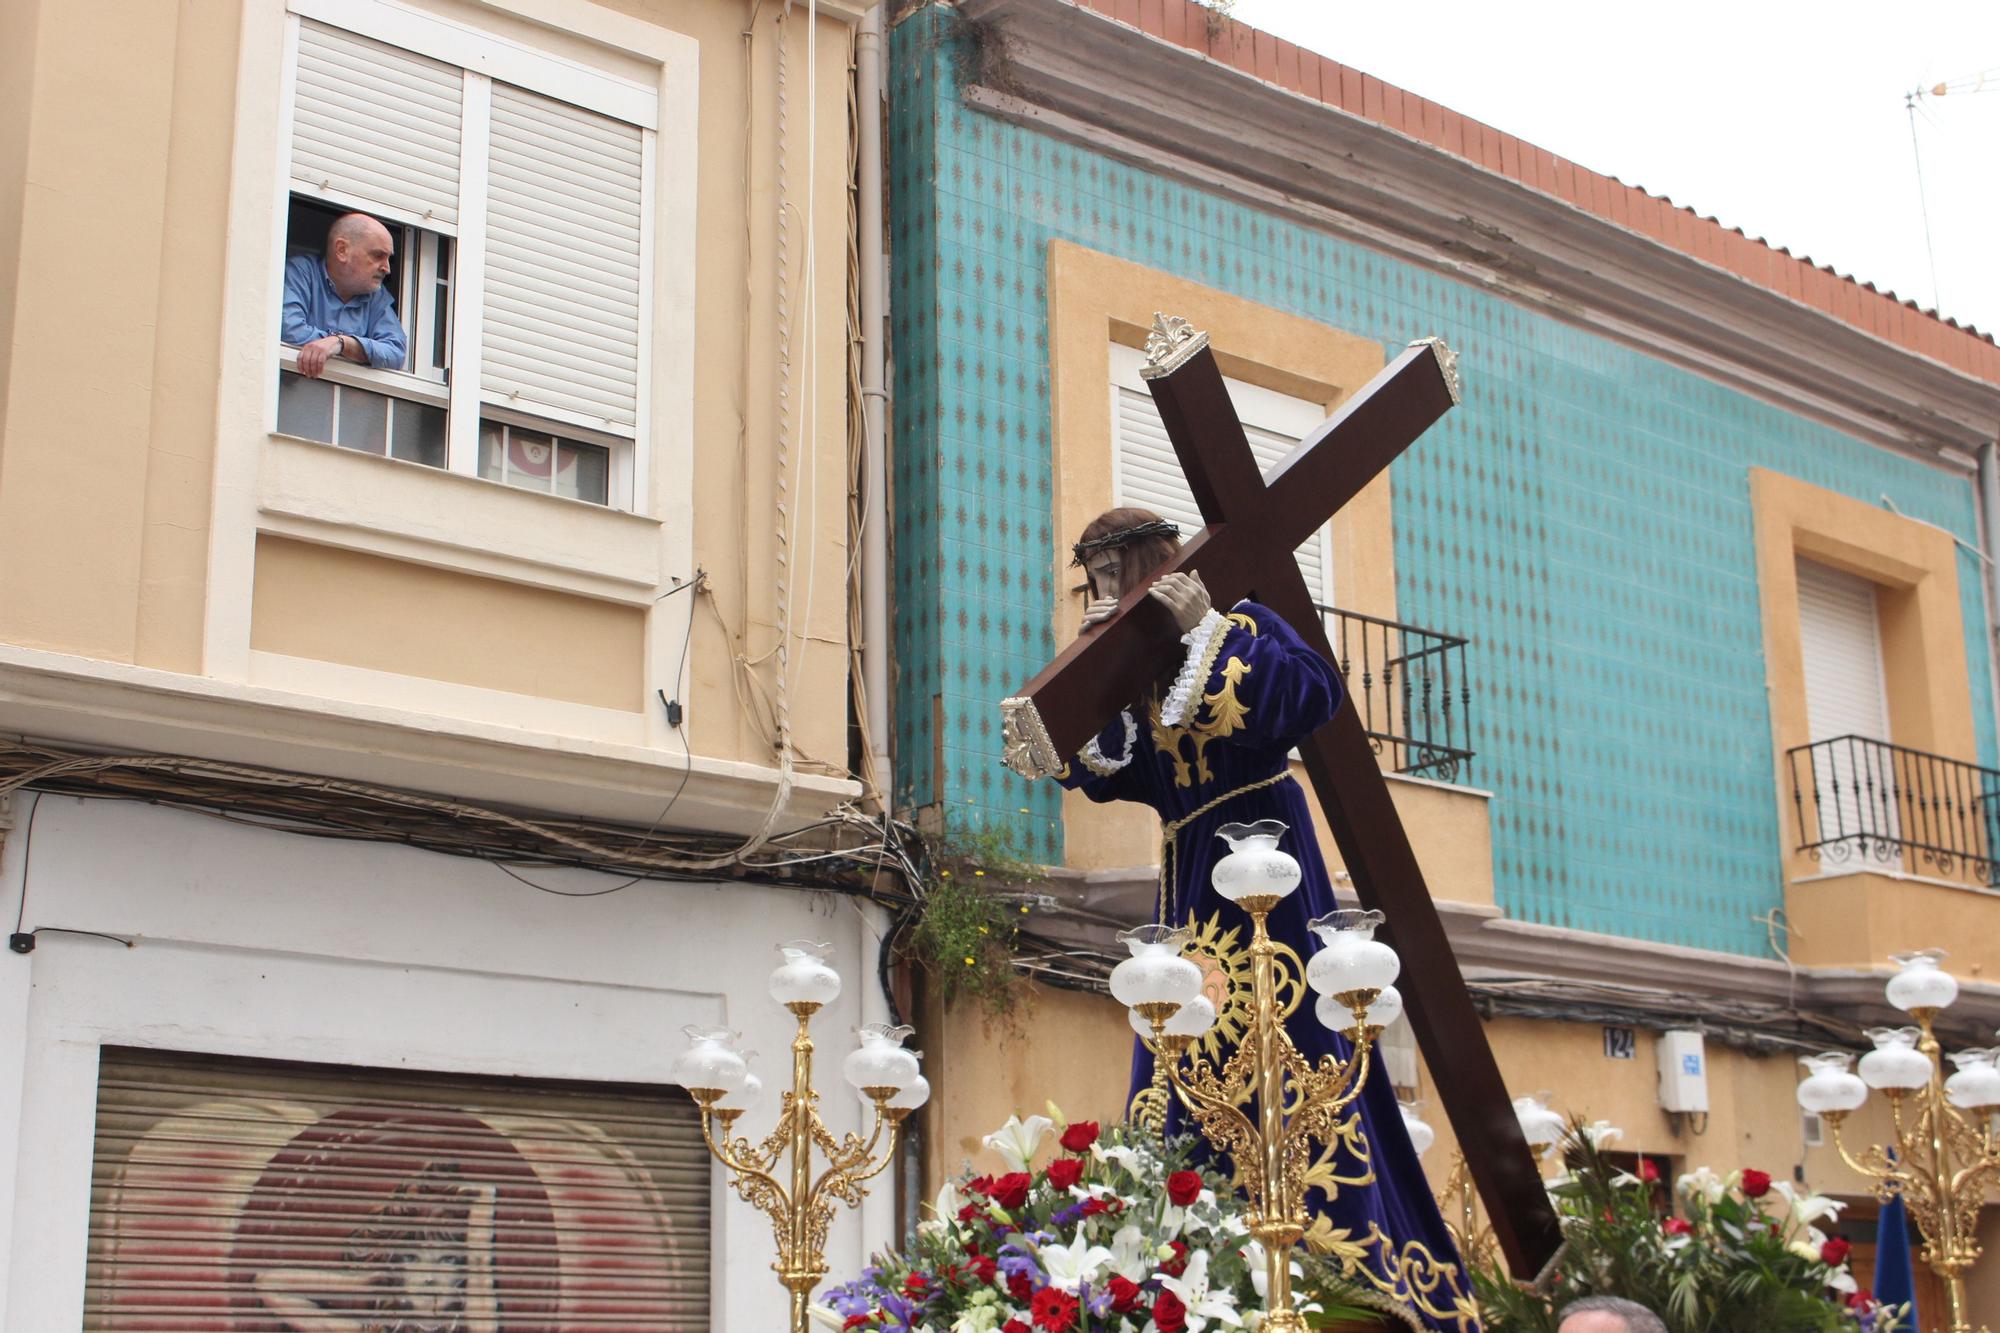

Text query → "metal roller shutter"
[84,1047,710,1330]
[482,84,644,434]
[292,22,463,228]
[1109,344,1332,606]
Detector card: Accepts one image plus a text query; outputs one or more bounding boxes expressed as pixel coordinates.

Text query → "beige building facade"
[0,0,893,1325]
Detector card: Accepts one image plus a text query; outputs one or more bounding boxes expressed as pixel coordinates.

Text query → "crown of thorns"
[1070,519,1181,566]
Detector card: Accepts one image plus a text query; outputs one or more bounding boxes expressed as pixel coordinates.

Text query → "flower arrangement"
[1473,1123,1907,1332]
[815,1112,1400,1332]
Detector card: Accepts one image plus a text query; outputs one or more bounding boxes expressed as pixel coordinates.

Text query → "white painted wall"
[0,793,884,1329]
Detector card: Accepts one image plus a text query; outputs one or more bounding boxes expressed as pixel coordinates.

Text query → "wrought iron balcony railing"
[1787,734,2000,884]
[1317,605,1475,784]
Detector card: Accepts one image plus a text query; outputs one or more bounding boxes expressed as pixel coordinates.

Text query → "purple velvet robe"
[1058,600,1473,1330]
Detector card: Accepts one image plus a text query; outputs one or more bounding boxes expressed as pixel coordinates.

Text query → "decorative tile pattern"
[886,6,1997,952]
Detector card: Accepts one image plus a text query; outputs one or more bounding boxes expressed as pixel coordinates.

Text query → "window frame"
[270,1,657,514]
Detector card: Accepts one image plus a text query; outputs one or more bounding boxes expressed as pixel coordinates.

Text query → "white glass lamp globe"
[1400,1102,1436,1158]
[1795,1052,1869,1114]
[1210,820,1301,904]
[1315,983,1403,1035]
[1944,1048,2000,1110]
[1857,1027,1932,1091]
[1305,910,1401,996]
[1109,925,1203,1011]
[1885,950,1958,1013]
[844,1023,921,1095]
[889,1074,932,1113]
[1165,993,1218,1038]
[770,940,842,1007]
[717,1069,764,1115]
[671,1026,749,1095]
[1512,1093,1566,1149]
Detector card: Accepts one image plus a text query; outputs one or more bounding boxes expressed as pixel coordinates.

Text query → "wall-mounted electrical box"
[1657,1029,1710,1113]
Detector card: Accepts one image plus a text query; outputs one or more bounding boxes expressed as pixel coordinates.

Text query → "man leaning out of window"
[281,212,407,377]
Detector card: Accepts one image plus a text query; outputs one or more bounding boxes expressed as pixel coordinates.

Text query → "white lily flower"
[1108,1223,1155,1280]
[919,1179,966,1238]
[982,1114,1054,1172]
[1772,1181,1847,1227]
[1242,1239,1303,1303]
[807,1304,847,1330]
[1827,1266,1858,1295]
[1675,1166,1727,1205]
[1093,1142,1144,1177]
[1157,1250,1243,1331]
[1037,1228,1114,1293]
[1580,1119,1622,1148]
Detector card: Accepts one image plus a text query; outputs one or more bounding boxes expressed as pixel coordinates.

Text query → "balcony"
[1318,605,1474,784]
[1784,735,2000,976]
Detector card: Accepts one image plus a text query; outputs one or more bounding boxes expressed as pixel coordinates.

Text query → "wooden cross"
[1001,316,1561,1279]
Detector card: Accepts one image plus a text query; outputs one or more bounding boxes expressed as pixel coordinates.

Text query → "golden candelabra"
[1126,854,1394,1333]
[1810,1006,2000,1333]
[675,943,924,1333]
[1436,1150,1500,1277]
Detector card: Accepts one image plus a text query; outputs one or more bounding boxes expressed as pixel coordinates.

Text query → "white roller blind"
[1109,344,1332,606]
[1798,559,1889,744]
[482,83,644,433]
[292,21,463,227]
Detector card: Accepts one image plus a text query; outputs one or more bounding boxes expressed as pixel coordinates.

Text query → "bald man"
[1557,1296,1667,1333]
[281,212,409,377]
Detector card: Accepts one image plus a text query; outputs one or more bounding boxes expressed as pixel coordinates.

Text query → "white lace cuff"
[1159,608,1229,728]
[1078,709,1139,777]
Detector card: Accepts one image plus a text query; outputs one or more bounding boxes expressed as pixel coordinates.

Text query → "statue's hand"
[1148,571,1210,634]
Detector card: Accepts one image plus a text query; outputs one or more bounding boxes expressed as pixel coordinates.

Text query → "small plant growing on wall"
[903,823,1039,1018]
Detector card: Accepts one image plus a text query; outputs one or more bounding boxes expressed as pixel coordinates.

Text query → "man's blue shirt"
[281,254,408,370]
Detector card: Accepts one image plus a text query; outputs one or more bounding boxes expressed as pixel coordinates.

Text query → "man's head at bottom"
[1557,1296,1667,1333]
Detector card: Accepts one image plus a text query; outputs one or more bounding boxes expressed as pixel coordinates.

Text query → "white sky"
[1228,0,2000,339]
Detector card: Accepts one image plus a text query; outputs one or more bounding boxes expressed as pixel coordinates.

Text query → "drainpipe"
[857,3,892,818]
[1980,441,2000,758]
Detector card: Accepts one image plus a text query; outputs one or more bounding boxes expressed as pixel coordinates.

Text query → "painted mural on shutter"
[293,22,463,228]
[83,1048,709,1330]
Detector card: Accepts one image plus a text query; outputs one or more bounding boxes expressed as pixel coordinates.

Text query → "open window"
[273,16,646,511]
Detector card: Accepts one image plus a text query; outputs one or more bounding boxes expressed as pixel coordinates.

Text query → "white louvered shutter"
[292,22,463,227]
[1796,558,1897,851]
[84,1048,712,1329]
[1109,345,1332,606]
[482,83,644,434]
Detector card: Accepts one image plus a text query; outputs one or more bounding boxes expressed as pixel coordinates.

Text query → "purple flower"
[824,1279,881,1317]
[996,1241,1044,1285]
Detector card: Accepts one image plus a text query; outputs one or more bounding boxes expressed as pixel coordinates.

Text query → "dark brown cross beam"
[1001,318,1561,1279]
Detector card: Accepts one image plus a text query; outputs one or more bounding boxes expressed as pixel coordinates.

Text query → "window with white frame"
[1108,342,1334,607]
[275,10,653,510]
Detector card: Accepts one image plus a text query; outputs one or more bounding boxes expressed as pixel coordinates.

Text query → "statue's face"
[1085,550,1125,600]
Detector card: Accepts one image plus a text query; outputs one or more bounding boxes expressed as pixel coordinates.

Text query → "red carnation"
[1046,1157,1083,1190]
[1821,1237,1852,1266]
[1166,1170,1203,1206]
[1106,1274,1144,1313]
[969,1252,997,1284]
[1662,1216,1693,1236]
[843,1316,873,1330]
[1739,1168,1772,1198]
[1059,1120,1100,1153]
[1007,1271,1034,1302]
[1152,1287,1188,1333]
[903,1273,927,1298]
[1638,1157,1660,1183]
[1160,1240,1190,1277]
[968,1175,996,1197]
[1846,1289,1877,1312]
[990,1172,1033,1211]
[1030,1286,1080,1332]
[1004,1322,1032,1333]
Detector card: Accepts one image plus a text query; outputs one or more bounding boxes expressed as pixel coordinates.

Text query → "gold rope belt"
[1157,770,1298,923]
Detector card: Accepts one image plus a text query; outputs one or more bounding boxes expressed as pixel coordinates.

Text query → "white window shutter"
[292,22,462,227]
[1110,346,1331,607]
[1797,559,1890,744]
[481,83,644,434]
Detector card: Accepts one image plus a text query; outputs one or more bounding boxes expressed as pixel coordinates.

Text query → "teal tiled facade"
[886,6,1997,955]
